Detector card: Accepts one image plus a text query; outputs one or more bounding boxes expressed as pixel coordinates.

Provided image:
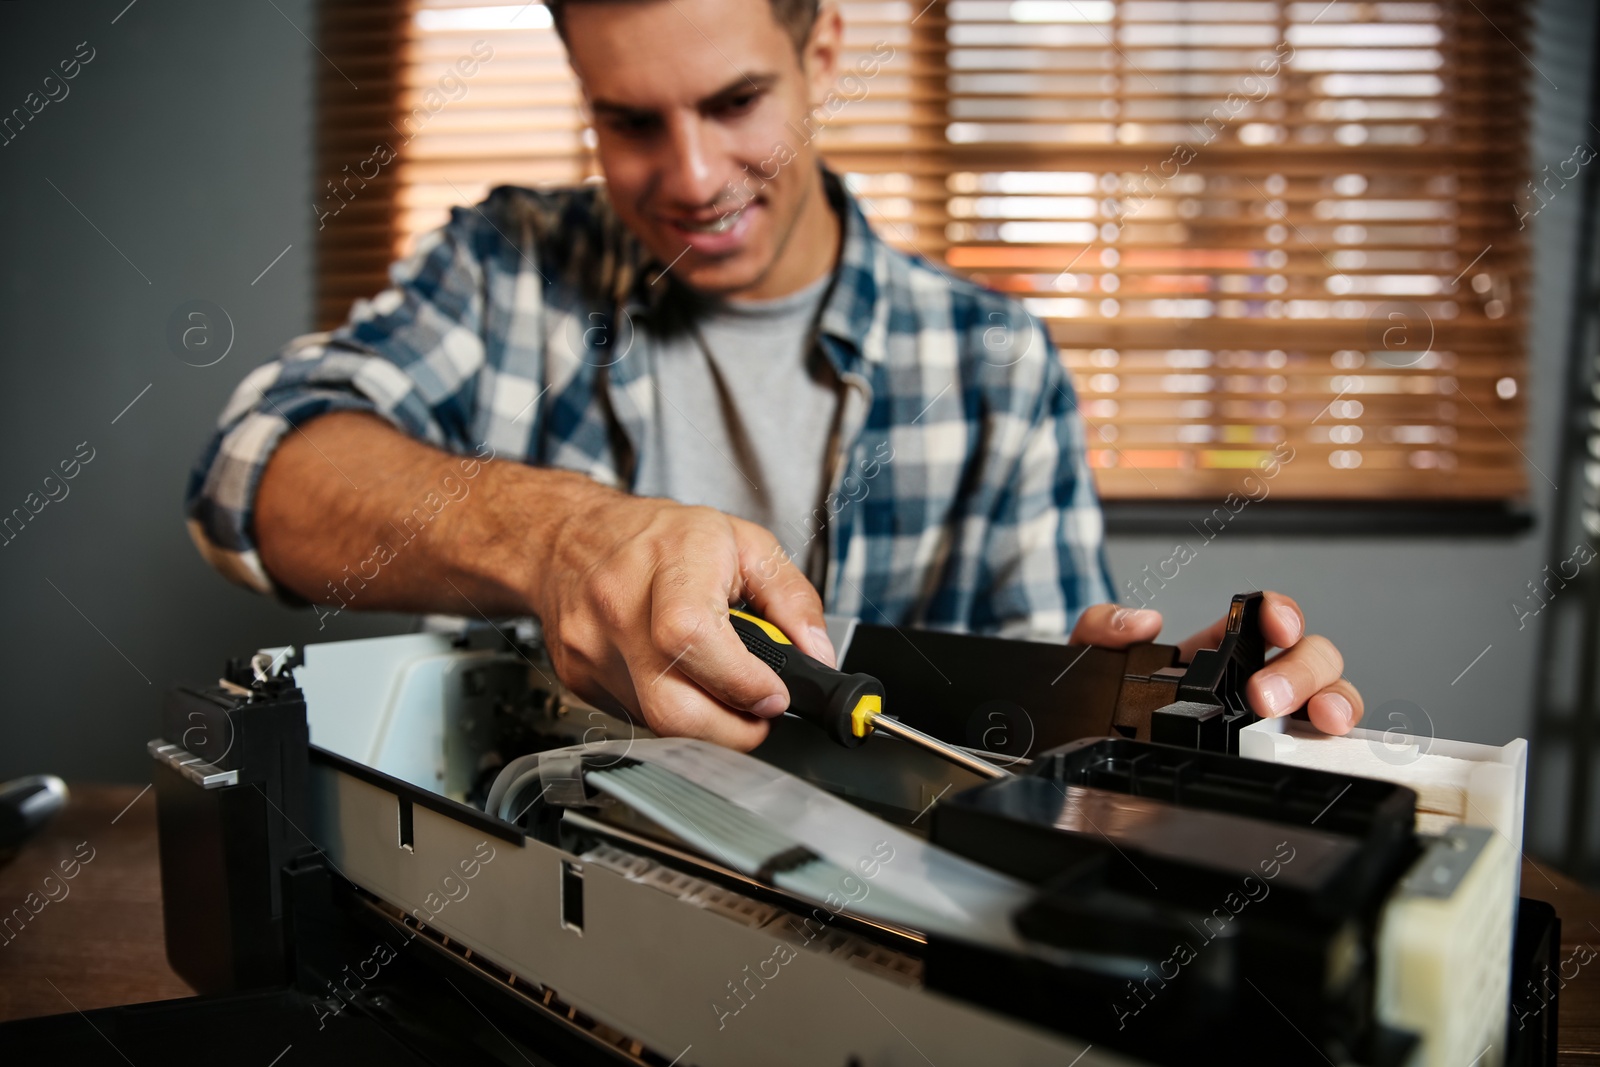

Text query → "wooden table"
[0,783,190,1022]
[3,784,1598,1062]
[1521,854,1600,1062]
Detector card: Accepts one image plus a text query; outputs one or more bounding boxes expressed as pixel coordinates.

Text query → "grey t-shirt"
[633,272,841,585]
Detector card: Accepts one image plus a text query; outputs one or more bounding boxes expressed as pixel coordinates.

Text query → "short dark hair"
[544,0,820,52]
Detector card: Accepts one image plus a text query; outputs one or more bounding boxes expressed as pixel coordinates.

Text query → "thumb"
[1071,603,1164,648]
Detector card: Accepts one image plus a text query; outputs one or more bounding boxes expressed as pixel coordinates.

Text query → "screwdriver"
[727,609,1012,780]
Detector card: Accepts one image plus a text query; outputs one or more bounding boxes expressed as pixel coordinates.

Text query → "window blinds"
[317,0,1532,501]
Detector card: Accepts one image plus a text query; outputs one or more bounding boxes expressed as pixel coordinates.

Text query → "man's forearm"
[255,412,602,618]
[253,411,835,749]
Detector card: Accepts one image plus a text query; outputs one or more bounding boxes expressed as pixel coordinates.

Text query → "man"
[186,0,1363,749]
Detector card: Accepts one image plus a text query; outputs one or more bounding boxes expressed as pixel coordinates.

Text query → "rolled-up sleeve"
[184,209,491,599]
[974,318,1114,639]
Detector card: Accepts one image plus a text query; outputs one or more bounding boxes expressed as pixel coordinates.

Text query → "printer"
[0,593,1559,1066]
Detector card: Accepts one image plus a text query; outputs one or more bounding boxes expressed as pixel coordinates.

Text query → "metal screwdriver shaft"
[727,609,1015,780]
[864,713,1014,780]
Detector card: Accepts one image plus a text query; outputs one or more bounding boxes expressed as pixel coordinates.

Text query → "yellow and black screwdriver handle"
[727,609,884,749]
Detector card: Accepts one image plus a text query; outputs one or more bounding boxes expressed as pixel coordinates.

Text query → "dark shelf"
[1102,500,1536,537]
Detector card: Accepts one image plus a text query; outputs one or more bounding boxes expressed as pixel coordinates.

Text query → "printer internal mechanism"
[0,594,1555,1067]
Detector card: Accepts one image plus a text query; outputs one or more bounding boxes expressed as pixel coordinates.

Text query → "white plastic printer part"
[1376,825,1515,1067]
[1239,714,1525,1066]
[1237,717,1527,870]
[293,632,530,800]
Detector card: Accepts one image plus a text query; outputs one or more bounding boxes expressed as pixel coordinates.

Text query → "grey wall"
[0,1,1592,861]
[0,0,413,784]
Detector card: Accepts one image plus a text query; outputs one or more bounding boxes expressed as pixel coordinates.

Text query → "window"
[316,0,1532,501]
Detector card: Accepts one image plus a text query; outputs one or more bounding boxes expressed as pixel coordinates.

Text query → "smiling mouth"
[674,204,746,235]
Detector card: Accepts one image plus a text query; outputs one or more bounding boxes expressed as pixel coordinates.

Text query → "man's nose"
[659,116,731,209]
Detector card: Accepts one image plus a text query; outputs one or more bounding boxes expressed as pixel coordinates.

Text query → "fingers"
[732,517,835,667]
[1076,598,1361,740]
[637,516,830,748]
[631,658,773,751]
[1306,678,1363,736]
[565,608,777,751]
[540,499,798,751]
[1246,633,1344,719]
[1070,603,1164,648]
[647,521,791,717]
[1258,590,1304,649]
[1177,589,1303,660]
[560,613,777,752]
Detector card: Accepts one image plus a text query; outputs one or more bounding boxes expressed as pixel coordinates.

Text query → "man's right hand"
[254,412,832,752]
[526,485,835,750]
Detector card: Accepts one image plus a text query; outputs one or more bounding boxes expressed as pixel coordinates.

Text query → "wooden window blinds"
[316,0,1533,501]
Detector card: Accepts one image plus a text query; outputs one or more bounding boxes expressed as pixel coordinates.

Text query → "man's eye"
[717,92,761,117]
[605,114,659,138]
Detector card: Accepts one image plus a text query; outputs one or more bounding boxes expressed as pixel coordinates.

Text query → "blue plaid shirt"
[186,171,1113,637]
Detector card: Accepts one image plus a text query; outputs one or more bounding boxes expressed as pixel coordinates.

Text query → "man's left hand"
[1069,591,1362,736]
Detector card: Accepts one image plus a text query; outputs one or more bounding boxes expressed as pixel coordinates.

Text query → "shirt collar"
[814,168,890,374]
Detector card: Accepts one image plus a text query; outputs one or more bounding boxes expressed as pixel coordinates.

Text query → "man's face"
[562,0,838,297]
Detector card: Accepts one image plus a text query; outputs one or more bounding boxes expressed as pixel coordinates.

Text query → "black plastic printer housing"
[925,738,1423,1066]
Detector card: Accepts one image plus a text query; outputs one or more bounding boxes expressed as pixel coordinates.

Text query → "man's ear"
[802,4,844,107]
